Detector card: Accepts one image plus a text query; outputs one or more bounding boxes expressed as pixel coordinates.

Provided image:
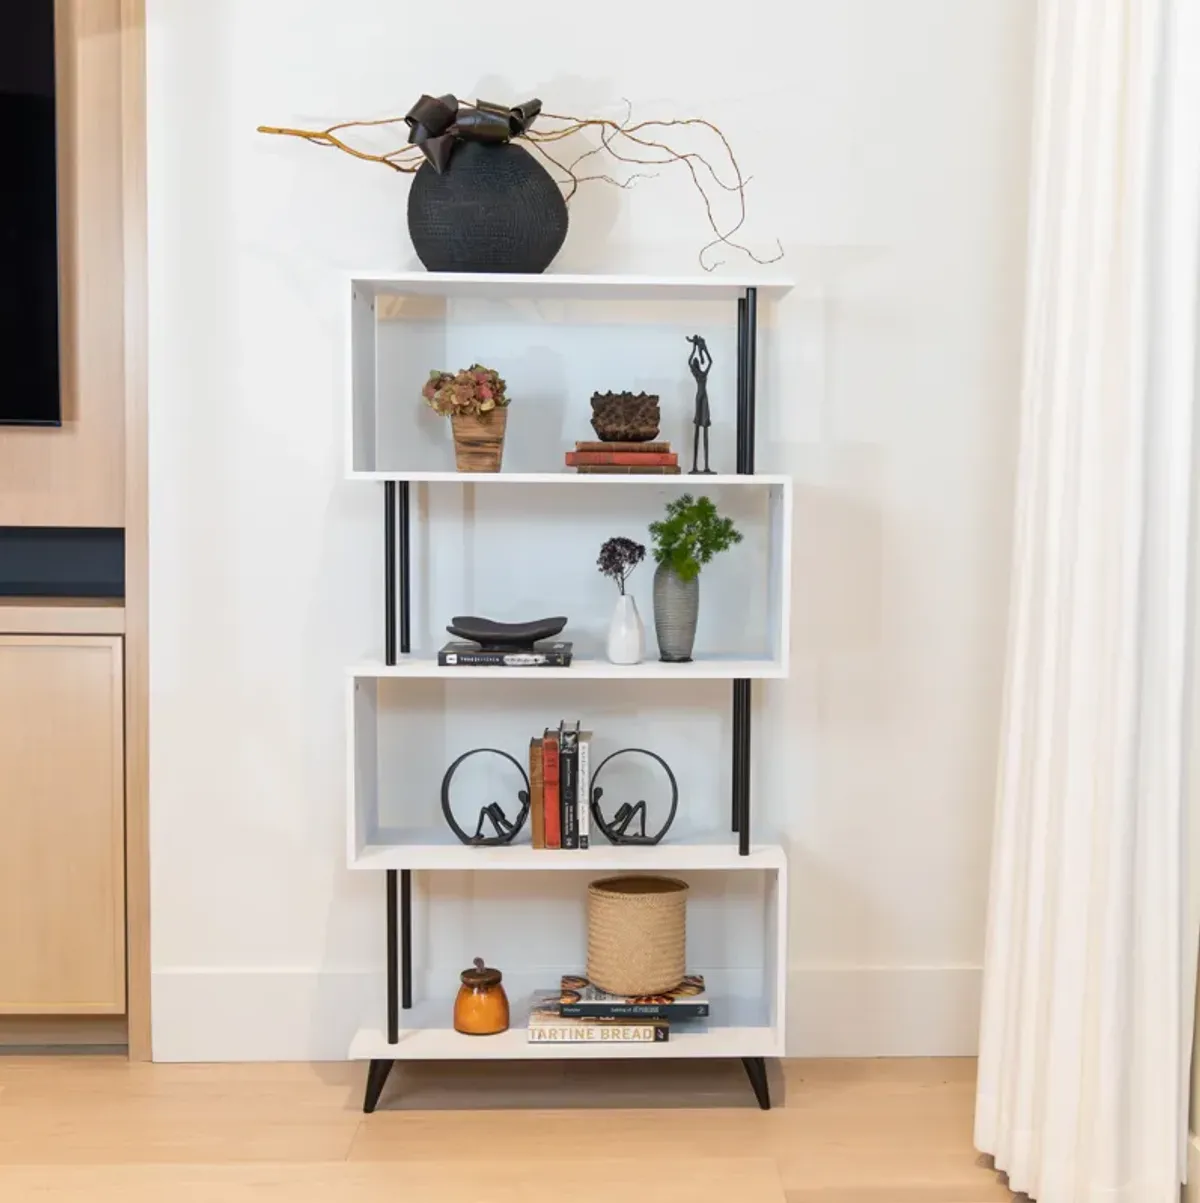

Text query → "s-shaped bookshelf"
[344,272,793,1112]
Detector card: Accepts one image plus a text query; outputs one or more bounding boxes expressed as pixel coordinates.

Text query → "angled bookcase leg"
[742,1056,770,1110]
[363,1058,394,1113]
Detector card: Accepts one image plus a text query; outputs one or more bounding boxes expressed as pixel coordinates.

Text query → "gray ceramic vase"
[653,563,699,662]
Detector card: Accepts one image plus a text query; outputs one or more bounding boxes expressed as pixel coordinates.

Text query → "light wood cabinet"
[0,635,125,1013]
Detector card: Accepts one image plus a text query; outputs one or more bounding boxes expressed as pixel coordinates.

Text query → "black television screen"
[0,3,60,426]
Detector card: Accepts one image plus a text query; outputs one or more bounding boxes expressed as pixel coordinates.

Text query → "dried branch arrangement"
[258,96,782,271]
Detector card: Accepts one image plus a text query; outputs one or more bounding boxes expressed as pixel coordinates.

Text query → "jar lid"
[460,957,502,988]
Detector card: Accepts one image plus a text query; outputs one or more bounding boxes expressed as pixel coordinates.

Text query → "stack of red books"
[565,441,680,475]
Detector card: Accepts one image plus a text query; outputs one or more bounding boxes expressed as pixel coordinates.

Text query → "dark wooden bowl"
[446,615,568,648]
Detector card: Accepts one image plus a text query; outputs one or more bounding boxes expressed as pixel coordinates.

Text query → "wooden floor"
[0,1055,1014,1202]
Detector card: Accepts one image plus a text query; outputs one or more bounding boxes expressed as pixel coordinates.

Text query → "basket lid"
[460,956,503,988]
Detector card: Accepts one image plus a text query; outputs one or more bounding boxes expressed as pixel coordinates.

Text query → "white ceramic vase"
[606,594,645,665]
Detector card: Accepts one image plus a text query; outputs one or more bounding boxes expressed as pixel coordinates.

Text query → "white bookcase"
[344,271,793,1112]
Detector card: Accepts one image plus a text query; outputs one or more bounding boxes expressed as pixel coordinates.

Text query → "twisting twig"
[257,101,783,269]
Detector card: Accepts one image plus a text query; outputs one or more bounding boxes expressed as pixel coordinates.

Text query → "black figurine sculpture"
[441,748,531,846]
[686,335,715,474]
[589,748,679,846]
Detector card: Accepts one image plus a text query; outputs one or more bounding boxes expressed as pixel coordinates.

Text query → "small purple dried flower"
[597,536,646,595]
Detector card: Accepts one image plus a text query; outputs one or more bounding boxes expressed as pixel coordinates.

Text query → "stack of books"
[437,640,572,668]
[526,974,709,1043]
[529,721,591,849]
[565,441,681,475]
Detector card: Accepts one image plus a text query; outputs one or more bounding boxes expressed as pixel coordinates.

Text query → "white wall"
[147,0,1035,1059]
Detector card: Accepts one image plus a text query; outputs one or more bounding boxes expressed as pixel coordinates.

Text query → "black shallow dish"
[446,615,568,649]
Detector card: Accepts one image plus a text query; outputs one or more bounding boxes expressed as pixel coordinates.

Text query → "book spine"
[529,737,545,850]
[527,1022,668,1043]
[574,464,682,475]
[437,650,572,667]
[577,736,590,850]
[559,1002,709,1019]
[542,731,561,849]
[566,451,678,467]
[560,722,578,850]
[574,441,672,453]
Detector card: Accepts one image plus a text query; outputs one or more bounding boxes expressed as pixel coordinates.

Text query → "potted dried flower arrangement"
[597,536,646,665]
[423,364,510,472]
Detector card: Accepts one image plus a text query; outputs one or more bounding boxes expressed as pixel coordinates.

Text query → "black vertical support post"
[400,868,412,1009]
[732,680,743,833]
[744,288,757,473]
[736,297,749,473]
[385,870,399,1043]
[734,679,751,854]
[397,482,411,654]
[384,483,397,666]
[732,287,758,854]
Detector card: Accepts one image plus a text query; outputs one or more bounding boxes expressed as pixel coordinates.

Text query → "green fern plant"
[648,494,742,582]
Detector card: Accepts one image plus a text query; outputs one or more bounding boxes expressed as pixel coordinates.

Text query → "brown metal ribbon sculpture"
[404,95,544,175]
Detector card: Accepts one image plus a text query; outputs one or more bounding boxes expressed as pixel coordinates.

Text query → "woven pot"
[451,408,507,472]
[653,564,700,662]
[587,875,688,996]
[407,141,569,274]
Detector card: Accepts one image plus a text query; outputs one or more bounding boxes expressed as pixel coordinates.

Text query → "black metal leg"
[398,481,411,654]
[733,678,751,853]
[400,868,412,1009]
[384,483,396,665]
[363,1058,394,1113]
[741,1056,771,1109]
[386,870,399,1042]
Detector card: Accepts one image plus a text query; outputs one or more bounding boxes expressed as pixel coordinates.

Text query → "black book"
[437,640,572,668]
[559,720,579,850]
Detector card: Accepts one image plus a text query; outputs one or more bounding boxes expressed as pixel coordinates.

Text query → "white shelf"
[348,471,790,486]
[350,271,793,302]
[350,655,787,681]
[350,839,786,872]
[349,995,783,1061]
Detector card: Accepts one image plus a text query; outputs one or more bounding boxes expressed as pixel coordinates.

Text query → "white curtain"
[975,2,1200,1202]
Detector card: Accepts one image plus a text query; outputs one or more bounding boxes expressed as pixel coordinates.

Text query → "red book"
[542,729,561,849]
[565,451,678,467]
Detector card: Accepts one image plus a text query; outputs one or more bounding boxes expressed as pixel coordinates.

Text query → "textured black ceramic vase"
[407,141,569,274]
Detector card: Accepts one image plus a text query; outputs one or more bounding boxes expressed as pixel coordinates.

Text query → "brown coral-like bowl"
[590,391,661,442]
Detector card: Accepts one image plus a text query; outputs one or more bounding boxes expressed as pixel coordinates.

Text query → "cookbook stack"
[526,974,709,1044]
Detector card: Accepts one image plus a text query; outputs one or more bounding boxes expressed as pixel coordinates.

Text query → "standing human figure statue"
[687,334,715,474]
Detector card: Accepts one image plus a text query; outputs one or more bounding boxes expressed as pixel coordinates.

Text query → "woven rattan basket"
[586,875,688,996]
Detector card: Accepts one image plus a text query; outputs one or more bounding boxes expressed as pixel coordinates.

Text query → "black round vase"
[407,141,569,274]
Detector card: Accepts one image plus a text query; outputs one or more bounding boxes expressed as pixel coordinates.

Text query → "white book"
[577,732,592,850]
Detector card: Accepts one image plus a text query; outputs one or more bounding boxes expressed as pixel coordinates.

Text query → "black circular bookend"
[589,748,678,846]
[441,748,531,846]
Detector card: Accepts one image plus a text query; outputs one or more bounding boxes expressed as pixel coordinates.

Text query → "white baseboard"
[1187,1133,1199,1203]
[787,965,982,1057]
[152,965,982,1062]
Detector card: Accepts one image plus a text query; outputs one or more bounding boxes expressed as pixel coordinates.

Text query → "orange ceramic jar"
[453,958,509,1035]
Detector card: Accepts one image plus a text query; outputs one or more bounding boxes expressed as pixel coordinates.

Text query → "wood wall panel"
[0,635,126,1013]
[0,0,125,527]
